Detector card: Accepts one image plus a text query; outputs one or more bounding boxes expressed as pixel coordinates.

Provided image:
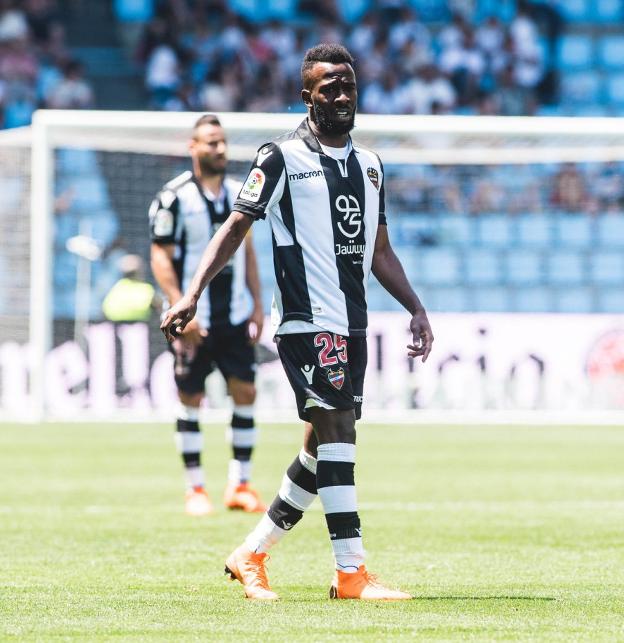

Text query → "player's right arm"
[160,212,252,341]
[161,143,286,342]
[149,188,206,345]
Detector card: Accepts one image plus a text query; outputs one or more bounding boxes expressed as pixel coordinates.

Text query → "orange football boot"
[329,566,412,600]
[184,486,213,516]
[224,544,279,600]
[223,482,266,513]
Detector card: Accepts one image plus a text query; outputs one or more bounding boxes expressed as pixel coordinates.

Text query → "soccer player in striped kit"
[150,114,266,516]
[161,45,434,599]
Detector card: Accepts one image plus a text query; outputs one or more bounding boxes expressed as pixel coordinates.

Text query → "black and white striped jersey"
[233,119,386,338]
[149,171,253,329]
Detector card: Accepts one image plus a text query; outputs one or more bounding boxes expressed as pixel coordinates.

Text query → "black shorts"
[171,322,255,394]
[275,332,367,422]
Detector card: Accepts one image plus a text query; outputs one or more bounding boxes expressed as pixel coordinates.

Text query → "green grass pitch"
[1,421,623,641]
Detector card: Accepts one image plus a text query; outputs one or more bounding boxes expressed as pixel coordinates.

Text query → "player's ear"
[188,137,196,154]
[301,88,312,108]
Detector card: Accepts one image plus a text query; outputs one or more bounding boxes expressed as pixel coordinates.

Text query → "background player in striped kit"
[150,114,266,516]
[161,45,434,599]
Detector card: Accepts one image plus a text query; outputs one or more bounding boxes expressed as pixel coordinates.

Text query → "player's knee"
[311,408,356,444]
[230,379,256,406]
[178,392,203,408]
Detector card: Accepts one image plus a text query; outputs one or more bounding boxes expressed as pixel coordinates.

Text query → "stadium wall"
[3,312,624,422]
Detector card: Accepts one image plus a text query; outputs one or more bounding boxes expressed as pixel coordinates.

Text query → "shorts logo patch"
[367,167,379,190]
[327,367,345,390]
[301,364,315,385]
[239,167,265,202]
[154,208,174,236]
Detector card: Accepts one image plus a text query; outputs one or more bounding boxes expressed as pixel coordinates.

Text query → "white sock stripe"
[229,427,257,448]
[298,448,317,474]
[278,474,317,512]
[317,442,356,463]
[174,431,203,454]
[177,404,200,422]
[185,466,205,489]
[331,536,365,555]
[317,485,358,514]
[245,513,287,554]
[233,404,255,419]
[228,459,252,483]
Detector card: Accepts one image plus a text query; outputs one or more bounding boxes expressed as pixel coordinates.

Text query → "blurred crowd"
[128,0,561,115]
[0,0,94,128]
[387,161,624,218]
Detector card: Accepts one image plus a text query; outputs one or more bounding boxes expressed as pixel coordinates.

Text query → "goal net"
[3,110,624,421]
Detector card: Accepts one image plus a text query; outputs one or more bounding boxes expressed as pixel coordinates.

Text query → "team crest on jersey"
[153,208,174,236]
[327,367,345,390]
[240,168,265,202]
[367,167,379,190]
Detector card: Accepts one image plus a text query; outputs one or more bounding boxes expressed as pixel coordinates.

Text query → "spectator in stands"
[496,64,534,115]
[403,64,456,114]
[551,164,587,213]
[47,59,94,109]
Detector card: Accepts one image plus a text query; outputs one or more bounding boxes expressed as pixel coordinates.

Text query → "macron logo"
[288,169,324,182]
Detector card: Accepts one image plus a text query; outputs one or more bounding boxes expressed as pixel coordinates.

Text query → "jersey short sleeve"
[233,142,286,221]
[149,189,179,244]
[378,157,387,226]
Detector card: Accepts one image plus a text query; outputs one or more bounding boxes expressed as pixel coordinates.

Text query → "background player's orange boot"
[184,486,213,516]
[329,566,412,600]
[224,544,279,600]
[223,482,266,512]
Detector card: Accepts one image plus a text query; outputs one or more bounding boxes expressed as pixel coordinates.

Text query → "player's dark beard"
[311,100,355,136]
[199,156,225,176]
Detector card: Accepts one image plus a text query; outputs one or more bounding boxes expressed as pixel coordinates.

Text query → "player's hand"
[408,309,434,362]
[160,295,198,343]
[246,304,264,345]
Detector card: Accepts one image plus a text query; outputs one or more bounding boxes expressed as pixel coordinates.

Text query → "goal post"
[4,109,624,422]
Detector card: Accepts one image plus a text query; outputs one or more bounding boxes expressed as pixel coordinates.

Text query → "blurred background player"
[150,114,265,516]
[103,253,160,323]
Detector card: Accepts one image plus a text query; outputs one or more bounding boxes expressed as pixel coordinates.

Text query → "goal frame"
[25,110,624,420]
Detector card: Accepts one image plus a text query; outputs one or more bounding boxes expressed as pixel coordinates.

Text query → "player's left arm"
[244,232,264,344]
[371,224,434,362]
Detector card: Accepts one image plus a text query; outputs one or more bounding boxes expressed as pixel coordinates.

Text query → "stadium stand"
[2,0,624,316]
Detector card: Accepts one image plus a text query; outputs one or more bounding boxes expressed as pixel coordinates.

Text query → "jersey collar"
[296,118,354,156]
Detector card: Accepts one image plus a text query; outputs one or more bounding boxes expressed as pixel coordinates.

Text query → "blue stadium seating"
[558,0,588,22]
[418,247,462,287]
[338,0,371,23]
[513,287,552,313]
[590,0,622,22]
[605,73,624,105]
[546,251,586,286]
[555,287,594,313]
[472,287,510,312]
[516,215,553,247]
[505,249,543,286]
[476,215,513,247]
[464,249,501,286]
[598,36,624,70]
[395,215,436,245]
[589,251,624,285]
[559,35,594,71]
[561,71,603,105]
[596,288,624,312]
[555,214,594,247]
[596,214,624,246]
[437,215,475,246]
[424,287,468,312]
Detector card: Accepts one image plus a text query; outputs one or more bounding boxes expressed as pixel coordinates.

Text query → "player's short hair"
[193,113,222,135]
[301,43,355,88]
